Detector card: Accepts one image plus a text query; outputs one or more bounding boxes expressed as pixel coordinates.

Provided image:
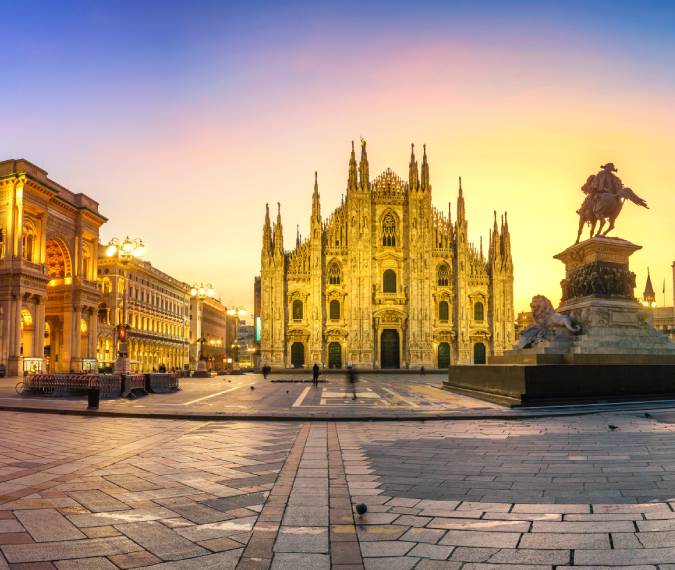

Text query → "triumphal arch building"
[260,141,515,369]
[0,160,106,375]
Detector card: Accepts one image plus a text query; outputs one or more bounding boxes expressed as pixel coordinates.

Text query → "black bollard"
[87,386,100,409]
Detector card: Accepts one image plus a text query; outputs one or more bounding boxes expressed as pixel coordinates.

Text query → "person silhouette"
[347,364,357,400]
[312,363,320,388]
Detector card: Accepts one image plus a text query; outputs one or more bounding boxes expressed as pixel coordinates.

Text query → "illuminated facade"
[189,295,231,371]
[260,141,515,368]
[97,249,190,371]
[0,159,106,375]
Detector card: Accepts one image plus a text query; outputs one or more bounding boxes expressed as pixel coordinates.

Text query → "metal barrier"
[20,373,176,400]
[146,373,180,393]
[121,374,146,398]
[21,374,100,397]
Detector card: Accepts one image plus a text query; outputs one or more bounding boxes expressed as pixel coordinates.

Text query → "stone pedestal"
[445,236,675,406]
[553,237,675,358]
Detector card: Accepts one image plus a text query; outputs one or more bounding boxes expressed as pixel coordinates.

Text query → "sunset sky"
[2,0,674,314]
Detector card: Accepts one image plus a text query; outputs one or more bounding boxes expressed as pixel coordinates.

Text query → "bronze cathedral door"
[380,329,400,369]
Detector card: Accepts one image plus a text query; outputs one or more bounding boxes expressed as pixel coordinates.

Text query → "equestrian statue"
[575,162,648,244]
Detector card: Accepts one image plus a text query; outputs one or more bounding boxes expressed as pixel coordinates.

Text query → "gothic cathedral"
[260,140,514,368]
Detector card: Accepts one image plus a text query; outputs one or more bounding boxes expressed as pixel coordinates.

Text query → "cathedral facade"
[260,141,514,369]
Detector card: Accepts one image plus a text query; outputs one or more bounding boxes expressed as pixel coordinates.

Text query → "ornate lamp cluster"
[190,283,215,299]
[105,236,145,264]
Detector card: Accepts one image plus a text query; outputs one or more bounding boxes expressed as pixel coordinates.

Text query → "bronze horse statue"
[575,167,648,244]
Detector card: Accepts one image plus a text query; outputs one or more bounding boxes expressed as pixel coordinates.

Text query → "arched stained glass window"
[437,264,449,286]
[474,301,484,321]
[382,213,396,247]
[292,300,303,320]
[383,269,397,293]
[328,263,341,285]
[329,300,340,320]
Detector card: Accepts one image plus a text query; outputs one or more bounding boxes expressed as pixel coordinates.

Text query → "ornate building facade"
[189,295,231,371]
[96,248,191,372]
[0,160,106,375]
[260,141,515,368]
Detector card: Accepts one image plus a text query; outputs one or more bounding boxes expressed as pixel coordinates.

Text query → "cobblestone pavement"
[3,411,675,567]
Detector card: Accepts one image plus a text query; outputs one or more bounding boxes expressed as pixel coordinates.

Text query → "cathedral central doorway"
[473,342,486,364]
[291,342,305,368]
[380,329,400,369]
[328,342,342,368]
[438,342,450,368]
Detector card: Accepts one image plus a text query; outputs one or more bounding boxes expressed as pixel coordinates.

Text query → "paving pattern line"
[328,422,364,568]
[236,423,310,569]
[380,386,420,408]
[184,386,244,405]
[292,386,311,408]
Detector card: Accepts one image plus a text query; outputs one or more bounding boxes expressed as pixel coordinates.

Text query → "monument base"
[445,364,675,407]
[444,236,675,407]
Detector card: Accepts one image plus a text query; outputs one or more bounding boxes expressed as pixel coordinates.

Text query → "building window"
[292,299,303,320]
[382,213,396,247]
[474,301,484,321]
[22,221,37,263]
[329,299,340,320]
[383,269,396,293]
[82,245,91,280]
[439,300,449,321]
[328,263,341,285]
[437,264,449,286]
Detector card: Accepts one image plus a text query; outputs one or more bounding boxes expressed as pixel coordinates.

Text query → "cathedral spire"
[490,210,500,262]
[262,202,272,255]
[273,202,284,255]
[448,202,452,225]
[480,235,483,259]
[312,171,321,222]
[347,140,358,191]
[501,211,510,257]
[457,176,466,222]
[296,224,301,248]
[359,137,369,191]
[408,143,419,191]
[420,143,430,191]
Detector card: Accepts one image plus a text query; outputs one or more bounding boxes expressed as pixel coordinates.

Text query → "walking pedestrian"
[262,364,270,380]
[347,364,358,400]
[312,363,320,388]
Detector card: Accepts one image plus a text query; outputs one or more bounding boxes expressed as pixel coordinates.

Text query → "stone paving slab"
[3,410,675,566]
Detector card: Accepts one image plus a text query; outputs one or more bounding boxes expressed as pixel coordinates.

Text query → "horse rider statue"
[575,162,648,244]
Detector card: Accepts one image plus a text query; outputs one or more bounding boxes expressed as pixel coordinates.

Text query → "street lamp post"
[105,236,144,374]
[226,307,247,369]
[190,283,215,372]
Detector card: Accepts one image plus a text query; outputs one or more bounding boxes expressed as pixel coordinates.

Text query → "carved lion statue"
[518,295,581,349]
[531,295,581,333]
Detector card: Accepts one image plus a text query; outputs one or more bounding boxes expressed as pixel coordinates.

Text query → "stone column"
[68,305,82,371]
[88,308,97,359]
[7,295,22,376]
[33,295,46,359]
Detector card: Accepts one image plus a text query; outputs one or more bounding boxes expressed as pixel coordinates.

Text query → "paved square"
[1,409,675,567]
